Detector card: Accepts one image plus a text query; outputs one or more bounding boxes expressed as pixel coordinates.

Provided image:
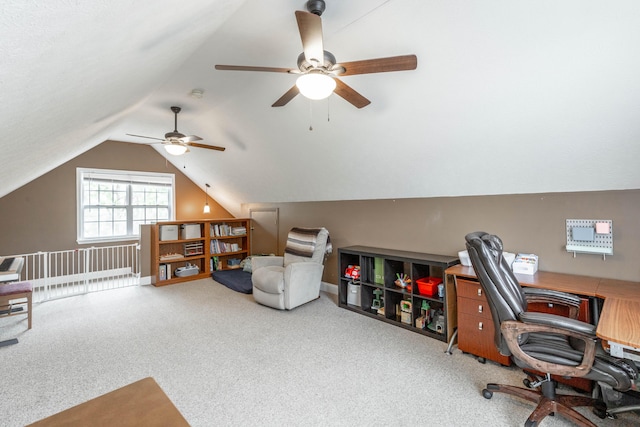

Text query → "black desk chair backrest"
[465,231,527,355]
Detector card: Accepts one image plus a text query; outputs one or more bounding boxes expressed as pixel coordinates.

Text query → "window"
[77,168,175,243]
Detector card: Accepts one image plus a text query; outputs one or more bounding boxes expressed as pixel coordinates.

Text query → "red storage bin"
[416,277,442,296]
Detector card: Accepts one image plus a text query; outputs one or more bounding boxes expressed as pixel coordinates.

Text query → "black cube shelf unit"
[338,246,460,342]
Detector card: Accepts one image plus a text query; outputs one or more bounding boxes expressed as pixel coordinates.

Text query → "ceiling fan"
[215,0,417,109]
[126,106,225,156]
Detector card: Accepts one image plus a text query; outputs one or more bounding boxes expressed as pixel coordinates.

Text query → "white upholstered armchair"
[251,227,331,310]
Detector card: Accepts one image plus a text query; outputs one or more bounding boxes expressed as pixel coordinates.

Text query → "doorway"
[250,208,279,255]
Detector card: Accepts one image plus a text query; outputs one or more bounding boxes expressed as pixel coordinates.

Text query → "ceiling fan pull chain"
[327,96,331,122]
[309,99,314,131]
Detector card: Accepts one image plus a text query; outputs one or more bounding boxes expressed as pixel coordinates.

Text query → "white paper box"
[512,253,538,275]
[458,250,471,266]
[181,224,201,239]
[159,225,178,241]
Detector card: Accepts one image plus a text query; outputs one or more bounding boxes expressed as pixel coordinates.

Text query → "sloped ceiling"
[2,0,639,217]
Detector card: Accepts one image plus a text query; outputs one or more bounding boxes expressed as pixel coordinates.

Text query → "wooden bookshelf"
[150,218,250,286]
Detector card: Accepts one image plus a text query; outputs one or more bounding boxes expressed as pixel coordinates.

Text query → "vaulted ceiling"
[2,0,639,216]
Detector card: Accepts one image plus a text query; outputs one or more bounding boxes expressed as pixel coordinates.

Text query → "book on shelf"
[210,239,241,254]
[231,226,246,236]
[159,264,167,281]
[210,223,247,237]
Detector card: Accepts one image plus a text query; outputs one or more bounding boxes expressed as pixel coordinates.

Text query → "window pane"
[99,222,113,237]
[113,221,127,236]
[84,207,98,222]
[157,208,169,221]
[113,190,127,205]
[132,208,145,220]
[99,207,112,221]
[113,208,127,221]
[157,191,169,206]
[84,222,99,238]
[131,190,145,205]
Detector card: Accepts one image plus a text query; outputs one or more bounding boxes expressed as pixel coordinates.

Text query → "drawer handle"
[478,305,483,313]
[478,322,483,330]
[477,288,482,296]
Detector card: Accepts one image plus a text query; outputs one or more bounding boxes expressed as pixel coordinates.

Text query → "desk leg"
[445,329,458,355]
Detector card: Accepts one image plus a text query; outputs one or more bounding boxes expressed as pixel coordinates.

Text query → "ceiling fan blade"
[337,54,418,76]
[272,85,300,107]
[179,135,203,143]
[126,133,165,142]
[215,65,293,73]
[186,142,226,152]
[295,10,324,65]
[333,78,371,109]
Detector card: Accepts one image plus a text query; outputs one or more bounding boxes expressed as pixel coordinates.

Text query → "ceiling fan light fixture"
[164,143,188,156]
[296,72,336,100]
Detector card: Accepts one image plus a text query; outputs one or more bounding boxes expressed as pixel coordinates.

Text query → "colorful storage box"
[416,276,443,296]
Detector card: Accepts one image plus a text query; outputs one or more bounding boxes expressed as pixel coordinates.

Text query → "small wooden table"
[27,377,190,427]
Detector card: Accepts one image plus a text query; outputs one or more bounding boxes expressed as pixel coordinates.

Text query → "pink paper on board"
[595,222,610,234]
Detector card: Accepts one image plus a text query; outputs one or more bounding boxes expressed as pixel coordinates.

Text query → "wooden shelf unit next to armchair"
[149,218,250,286]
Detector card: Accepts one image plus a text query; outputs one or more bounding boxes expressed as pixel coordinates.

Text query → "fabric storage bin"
[160,225,178,241]
[347,282,361,307]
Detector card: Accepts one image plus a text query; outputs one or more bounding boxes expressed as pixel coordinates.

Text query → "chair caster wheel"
[477,357,486,364]
[523,378,533,388]
[593,406,607,419]
[482,389,493,399]
[524,420,537,427]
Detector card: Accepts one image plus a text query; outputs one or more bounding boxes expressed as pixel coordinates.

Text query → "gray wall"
[243,190,640,284]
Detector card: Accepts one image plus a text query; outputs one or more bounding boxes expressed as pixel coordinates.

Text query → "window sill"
[77,236,140,246]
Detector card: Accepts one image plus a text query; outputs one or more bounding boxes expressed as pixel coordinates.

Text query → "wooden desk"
[446,265,640,361]
[447,265,602,296]
[596,278,640,301]
[597,298,640,350]
[27,377,190,427]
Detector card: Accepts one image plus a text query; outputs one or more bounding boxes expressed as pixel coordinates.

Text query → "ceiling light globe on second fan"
[164,143,188,156]
[296,72,336,100]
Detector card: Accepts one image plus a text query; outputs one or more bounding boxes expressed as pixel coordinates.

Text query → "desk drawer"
[458,312,511,366]
[457,278,485,301]
[458,296,492,320]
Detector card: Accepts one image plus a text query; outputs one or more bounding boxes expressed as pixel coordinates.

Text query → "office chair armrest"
[523,288,582,319]
[519,311,596,335]
[501,319,597,377]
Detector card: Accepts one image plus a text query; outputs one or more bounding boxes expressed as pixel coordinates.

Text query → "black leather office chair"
[465,231,637,427]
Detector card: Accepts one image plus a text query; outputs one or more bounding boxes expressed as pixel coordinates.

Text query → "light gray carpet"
[0,279,637,426]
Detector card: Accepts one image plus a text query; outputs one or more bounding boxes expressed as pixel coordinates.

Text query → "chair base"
[483,379,606,427]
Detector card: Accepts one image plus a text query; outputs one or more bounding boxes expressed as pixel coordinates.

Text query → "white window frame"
[77,168,175,244]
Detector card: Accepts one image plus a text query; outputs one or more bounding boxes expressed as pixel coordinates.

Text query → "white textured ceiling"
[2,0,640,216]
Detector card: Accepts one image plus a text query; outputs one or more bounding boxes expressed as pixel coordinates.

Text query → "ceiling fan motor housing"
[165,131,186,140]
[297,50,337,72]
[306,0,326,16]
